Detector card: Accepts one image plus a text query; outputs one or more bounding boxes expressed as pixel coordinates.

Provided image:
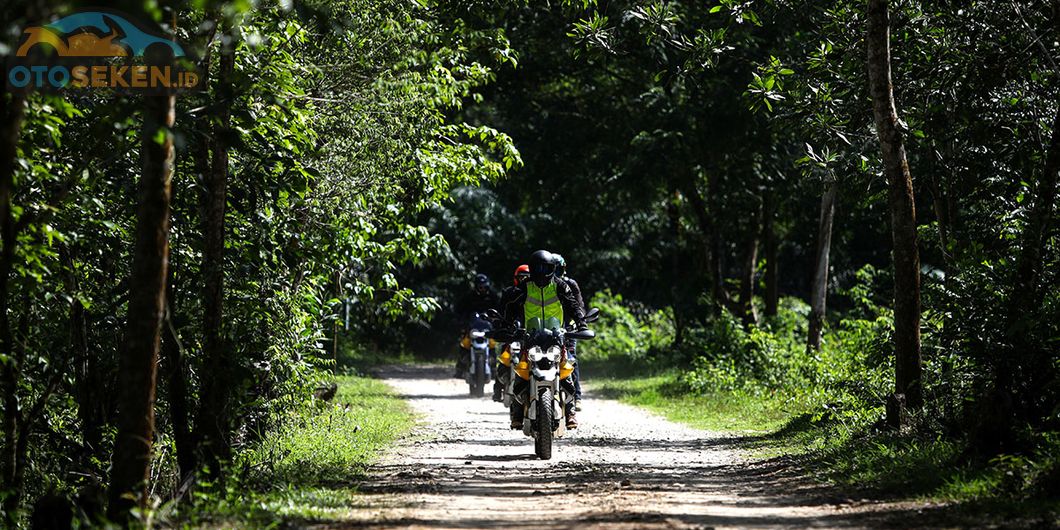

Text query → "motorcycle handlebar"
[486,325,595,342]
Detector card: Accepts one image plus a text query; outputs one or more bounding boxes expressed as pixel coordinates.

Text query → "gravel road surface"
[318,365,973,529]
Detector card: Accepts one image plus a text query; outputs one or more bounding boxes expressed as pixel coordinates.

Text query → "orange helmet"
[513,264,530,286]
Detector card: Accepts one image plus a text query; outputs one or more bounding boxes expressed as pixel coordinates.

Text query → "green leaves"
[746,56,793,113]
[568,12,615,57]
[709,0,763,26]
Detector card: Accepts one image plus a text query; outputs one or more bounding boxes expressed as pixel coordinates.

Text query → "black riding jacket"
[557,275,585,320]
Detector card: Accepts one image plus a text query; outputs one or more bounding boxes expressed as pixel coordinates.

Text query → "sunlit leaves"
[709,0,762,26]
[746,56,793,113]
[687,28,733,70]
[568,12,615,57]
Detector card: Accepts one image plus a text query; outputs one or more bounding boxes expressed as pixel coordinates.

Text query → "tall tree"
[106,84,176,521]
[162,266,196,486]
[986,0,1060,446]
[866,0,923,425]
[807,180,837,352]
[0,90,27,527]
[762,189,779,318]
[680,178,727,311]
[1012,40,1060,311]
[195,21,236,481]
[737,197,763,328]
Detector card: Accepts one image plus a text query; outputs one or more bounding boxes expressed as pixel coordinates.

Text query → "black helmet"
[551,253,567,277]
[474,273,490,288]
[528,250,555,287]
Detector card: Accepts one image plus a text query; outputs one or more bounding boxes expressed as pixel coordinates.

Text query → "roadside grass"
[581,290,1059,521]
[781,420,1060,522]
[182,373,413,528]
[586,371,799,432]
[584,360,1060,518]
[339,342,421,371]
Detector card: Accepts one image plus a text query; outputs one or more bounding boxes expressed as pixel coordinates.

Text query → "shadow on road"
[318,507,977,529]
[314,364,989,529]
[369,364,454,381]
[337,460,973,529]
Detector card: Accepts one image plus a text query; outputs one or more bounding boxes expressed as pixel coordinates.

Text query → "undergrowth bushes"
[669,267,895,429]
[582,289,673,361]
[588,267,1060,507]
[183,374,413,526]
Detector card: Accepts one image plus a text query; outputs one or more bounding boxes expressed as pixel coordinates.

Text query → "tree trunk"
[0,91,26,524]
[1013,108,1060,312]
[704,174,732,313]
[928,172,950,268]
[8,299,31,517]
[667,195,685,345]
[681,176,737,314]
[737,199,762,328]
[807,181,837,352]
[61,245,99,465]
[195,30,235,480]
[867,0,923,425]
[162,235,196,487]
[763,189,779,318]
[106,87,175,521]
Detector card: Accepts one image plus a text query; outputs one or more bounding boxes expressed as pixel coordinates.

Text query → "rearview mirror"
[566,329,595,340]
[584,307,600,323]
[486,308,502,320]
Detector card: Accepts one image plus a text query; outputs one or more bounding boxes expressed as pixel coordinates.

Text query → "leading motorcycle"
[491,308,598,460]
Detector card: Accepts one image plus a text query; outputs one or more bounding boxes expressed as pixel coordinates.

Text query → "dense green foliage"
[0,0,515,525]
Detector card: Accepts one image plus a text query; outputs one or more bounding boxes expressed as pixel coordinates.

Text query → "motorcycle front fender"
[526,379,557,421]
[532,367,558,381]
[468,347,491,374]
[526,380,537,420]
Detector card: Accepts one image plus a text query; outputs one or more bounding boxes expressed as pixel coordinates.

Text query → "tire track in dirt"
[318,365,973,529]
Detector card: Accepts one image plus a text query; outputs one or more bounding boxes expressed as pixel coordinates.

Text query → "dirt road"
[323,365,968,529]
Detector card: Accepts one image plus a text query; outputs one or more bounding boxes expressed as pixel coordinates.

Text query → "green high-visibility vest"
[524,282,564,330]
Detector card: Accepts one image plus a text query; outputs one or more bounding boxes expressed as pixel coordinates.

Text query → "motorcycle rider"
[455,273,499,378]
[493,264,530,402]
[552,253,585,412]
[501,250,585,429]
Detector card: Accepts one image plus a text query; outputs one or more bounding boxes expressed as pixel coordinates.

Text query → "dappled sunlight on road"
[312,365,964,530]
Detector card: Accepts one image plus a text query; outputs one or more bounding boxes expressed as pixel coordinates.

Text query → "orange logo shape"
[17,26,129,58]
[14,11,185,59]
[6,10,197,92]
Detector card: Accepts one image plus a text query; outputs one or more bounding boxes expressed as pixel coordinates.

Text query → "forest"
[1,0,1058,528]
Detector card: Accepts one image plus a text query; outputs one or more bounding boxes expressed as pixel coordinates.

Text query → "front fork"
[523,378,569,437]
[468,346,492,378]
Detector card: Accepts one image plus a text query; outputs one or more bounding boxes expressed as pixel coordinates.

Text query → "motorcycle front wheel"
[535,388,553,460]
[470,353,486,397]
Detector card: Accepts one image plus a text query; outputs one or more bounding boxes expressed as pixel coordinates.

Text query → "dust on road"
[317,365,975,529]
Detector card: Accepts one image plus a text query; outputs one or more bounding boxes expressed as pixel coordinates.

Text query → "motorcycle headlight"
[528,346,544,362]
[534,346,558,370]
[470,331,487,338]
[546,345,561,361]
